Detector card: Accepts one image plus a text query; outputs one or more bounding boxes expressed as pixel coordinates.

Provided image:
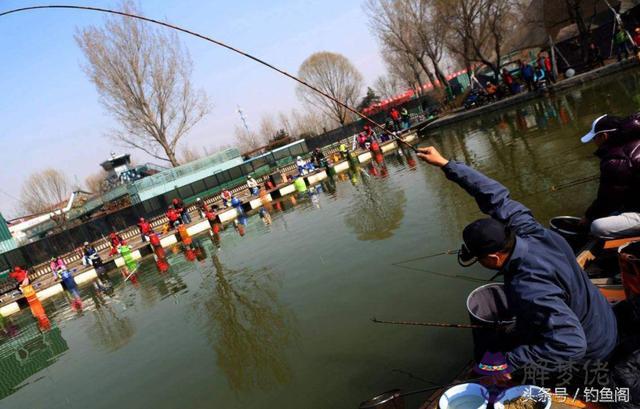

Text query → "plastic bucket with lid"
[439,383,488,409]
[358,389,404,409]
[549,216,588,251]
[466,283,517,361]
[493,385,551,409]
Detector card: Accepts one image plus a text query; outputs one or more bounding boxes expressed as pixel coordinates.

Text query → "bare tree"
[400,0,450,86]
[289,108,331,137]
[434,0,478,80]
[233,125,264,153]
[178,144,204,164]
[565,0,592,63]
[436,0,519,80]
[382,45,427,96]
[75,1,210,167]
[85,170,109,194]
[374,74,404,99]
[259,115,279,142]
[366,0,449,87]
[20,169,72,214]
[296,52,364,126]
[276,112,294,138]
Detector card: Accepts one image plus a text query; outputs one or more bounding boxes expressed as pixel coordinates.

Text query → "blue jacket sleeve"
[442,161,540,235]
[505,276,588,370]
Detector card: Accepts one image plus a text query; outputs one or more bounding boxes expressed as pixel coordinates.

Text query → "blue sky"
[0,0,385,216]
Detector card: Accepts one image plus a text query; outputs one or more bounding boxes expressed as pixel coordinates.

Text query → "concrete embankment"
[422,59,639,133]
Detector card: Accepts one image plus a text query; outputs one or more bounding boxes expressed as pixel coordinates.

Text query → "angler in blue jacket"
[416,146,618,375]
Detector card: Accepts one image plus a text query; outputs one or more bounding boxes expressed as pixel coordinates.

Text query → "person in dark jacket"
[587,41,605,68]
[501,68,517,95]
[416,146,618,378]
[519,60,535,92]
[580,114,640,238]
[614,27,631,61]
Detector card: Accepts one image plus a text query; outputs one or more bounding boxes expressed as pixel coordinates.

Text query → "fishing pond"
[2,69,640,408]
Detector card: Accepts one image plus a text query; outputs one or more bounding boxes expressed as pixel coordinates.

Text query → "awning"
[508,0,640,52]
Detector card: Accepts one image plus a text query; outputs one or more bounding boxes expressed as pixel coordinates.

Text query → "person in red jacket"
[108,232,126,256]
[501,68,517,95]
[221,189,232,207]
[634,27,640,58]
[137,217,153,242]
[166,206,181,231]
[10,266,30,288]
[537,51,555,83]
[390,108,401,131]
[172,197,191,224]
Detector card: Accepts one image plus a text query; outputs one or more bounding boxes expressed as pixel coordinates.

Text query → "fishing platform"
[0,132,419,318]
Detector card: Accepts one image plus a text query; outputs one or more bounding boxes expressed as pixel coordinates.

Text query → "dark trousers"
[545,69,556,83]
[608,298,640,408]
[616,43,630,61]
[524,78,535,92]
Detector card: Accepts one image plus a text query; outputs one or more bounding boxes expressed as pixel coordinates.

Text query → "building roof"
[100,153,131,171]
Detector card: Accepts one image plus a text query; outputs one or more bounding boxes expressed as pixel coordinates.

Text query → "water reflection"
[344,158,407,241]
[0,323,68,399]
[422,71,640,227]
[86,299,134,352]
[196,254,295,392]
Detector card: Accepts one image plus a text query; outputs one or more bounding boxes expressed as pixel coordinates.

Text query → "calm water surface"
[3,70,640,409]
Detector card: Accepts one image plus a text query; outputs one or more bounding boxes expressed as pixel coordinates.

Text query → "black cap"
[462,218,510,260]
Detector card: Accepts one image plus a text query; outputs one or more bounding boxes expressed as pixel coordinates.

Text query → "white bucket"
[438,383,489,409]
[493,385,551,409]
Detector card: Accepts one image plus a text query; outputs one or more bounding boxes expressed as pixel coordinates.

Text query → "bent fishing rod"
[0,4,419,153]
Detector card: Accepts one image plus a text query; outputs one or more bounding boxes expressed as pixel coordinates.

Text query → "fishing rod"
[550,174,599,192]
[371,317,484,329]
[392,249,458,265]
[391,250,498,284]
[359,379,482,408]
[391,263,492,284]
[0,4,419,153]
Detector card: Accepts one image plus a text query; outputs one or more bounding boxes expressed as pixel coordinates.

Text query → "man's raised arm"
[417,147,539,234]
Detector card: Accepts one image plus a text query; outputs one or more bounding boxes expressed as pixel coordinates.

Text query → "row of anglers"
[466,27,640,113]
[463,36,638,111]
[5,146,343,297]
[6,187,282,294]
[389,113,640,407]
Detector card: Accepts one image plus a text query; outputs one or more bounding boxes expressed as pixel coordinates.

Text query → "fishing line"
[391,263,492,284]
[391,368,436,386]
[0,4,418,153]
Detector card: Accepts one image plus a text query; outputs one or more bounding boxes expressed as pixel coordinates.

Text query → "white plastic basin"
[439,383,489,409]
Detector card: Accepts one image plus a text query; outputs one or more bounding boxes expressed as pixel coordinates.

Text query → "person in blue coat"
[416,146,618,380]
[518,60,535,92]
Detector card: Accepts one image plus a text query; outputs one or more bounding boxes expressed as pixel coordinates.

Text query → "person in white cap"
[246,175,258,195]
[580,114,640,238]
